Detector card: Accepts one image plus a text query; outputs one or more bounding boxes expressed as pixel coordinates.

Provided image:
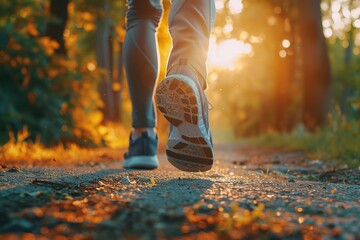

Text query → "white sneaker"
[155,74,213,172]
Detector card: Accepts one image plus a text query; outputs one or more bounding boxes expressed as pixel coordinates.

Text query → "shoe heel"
[156,78,199,127]
[156,75,214,172]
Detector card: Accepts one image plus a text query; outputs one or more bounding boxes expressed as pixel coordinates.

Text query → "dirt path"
[0,145,359,239]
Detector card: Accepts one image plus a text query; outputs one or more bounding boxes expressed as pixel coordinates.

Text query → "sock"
[131,128,156,140]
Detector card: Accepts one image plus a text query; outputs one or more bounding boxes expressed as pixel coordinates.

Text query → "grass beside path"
[236,125,360,169]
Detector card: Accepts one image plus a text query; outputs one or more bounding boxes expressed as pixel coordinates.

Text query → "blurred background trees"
[0,0,359,150]
[208,0,360,139]
[0,0,126,146]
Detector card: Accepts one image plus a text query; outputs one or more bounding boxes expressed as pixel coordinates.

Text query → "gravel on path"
[0,145,359,239]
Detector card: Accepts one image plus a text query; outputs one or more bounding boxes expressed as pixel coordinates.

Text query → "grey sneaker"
[123,132,159,169]
[155,74,213,172]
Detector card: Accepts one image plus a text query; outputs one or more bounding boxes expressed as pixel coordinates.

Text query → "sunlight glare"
[351,7,360,19]
[324,28,333,38]
[354,19,360,28]
[322,19,331,28]
[332,12,344,30]
[342,7,351,19]
[331,1,341,13]
[240,31,249,40]
[208,36,252,70]
[321,2,329,11]
[354,48,359,55]
[282,39,290,48]
[356,32,360,45]
[274,6,281,14]
[228,0,243,14]
[224,23,233,33]
[209,72,218,83]
[267,16,277,26]
[215,0,225,11]
[332,12,341,24]
[87,62,96,71]
[63,29,71,39]
[279,50,287,58]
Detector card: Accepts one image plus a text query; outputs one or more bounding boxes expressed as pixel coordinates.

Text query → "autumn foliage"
[0,1,108,146]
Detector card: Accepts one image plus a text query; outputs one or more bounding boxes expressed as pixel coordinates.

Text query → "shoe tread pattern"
[156,76,213,172]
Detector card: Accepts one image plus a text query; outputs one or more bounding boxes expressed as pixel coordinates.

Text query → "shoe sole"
[155,75,213,172]
[123,155,159,170]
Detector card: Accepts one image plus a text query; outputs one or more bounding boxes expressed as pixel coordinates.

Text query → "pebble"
[122,176,131,185]
[309,160,323,166]
[7,167,22,172]
[0,219,32,232]
[154,222,167,230]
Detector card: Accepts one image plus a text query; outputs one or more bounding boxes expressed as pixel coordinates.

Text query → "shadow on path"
[0,164,213,239]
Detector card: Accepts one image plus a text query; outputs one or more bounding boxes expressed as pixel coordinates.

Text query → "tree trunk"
[46,0,70,55]
[95,3,115,122]
[270,0,298,132]
[274,53,295,132]
[340,13,355,115]
[273,18,297,133]
[298,0,331,131]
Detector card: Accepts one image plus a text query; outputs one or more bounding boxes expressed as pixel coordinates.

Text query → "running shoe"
[123,132,159,169]
[155,74,213,172]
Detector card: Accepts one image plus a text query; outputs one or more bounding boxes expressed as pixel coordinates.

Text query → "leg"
[167,0,216,89]
[123,0,163,169]
[155,0,216,172]
[124,0,162,129]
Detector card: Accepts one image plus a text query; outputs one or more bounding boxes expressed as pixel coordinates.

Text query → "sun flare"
[208,36,252,70]
[228,0,244,14]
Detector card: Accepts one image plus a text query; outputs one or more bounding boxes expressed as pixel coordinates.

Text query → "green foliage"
[70,0,126,62]
[0,0,105,146]
[329,39,360,120]
[0,1,60,144]
[245,108,360,168]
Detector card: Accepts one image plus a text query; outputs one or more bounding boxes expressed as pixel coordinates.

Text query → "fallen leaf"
[150,177,156,186]
[64,195,73,200]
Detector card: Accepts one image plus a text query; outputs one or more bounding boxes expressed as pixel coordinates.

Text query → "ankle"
[132,128,156,140]
[167,64,205,89]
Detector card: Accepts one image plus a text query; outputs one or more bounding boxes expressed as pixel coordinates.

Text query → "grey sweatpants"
[124,0,216,128]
